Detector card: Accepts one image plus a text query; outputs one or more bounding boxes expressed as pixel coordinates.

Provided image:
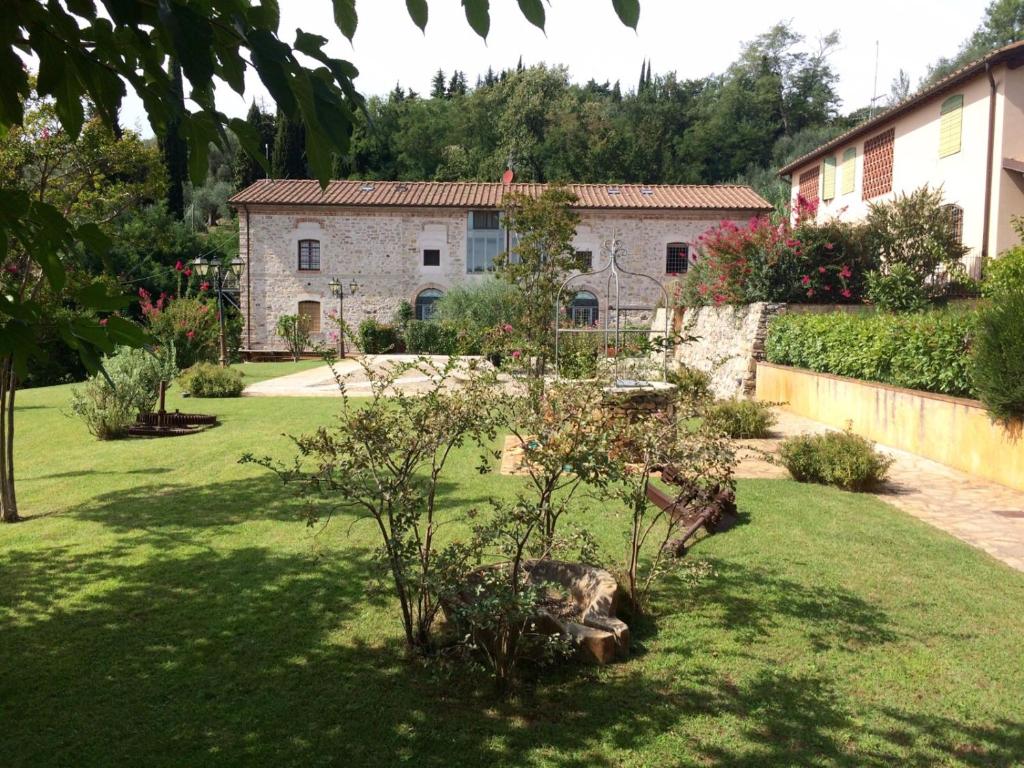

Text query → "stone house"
[780,40,1024,276]
[228,179,770,353]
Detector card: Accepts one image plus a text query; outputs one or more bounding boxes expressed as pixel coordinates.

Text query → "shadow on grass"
[2,540,1021,767]
[71,476,496,535]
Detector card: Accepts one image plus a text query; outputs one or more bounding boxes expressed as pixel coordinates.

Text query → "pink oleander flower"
[99,318,108,326]
[175,260,184,272]
[806,288,815,298]
[511,349,522,359]
[839,265,852,279]
[186,330,195,340]
[840,288,852,299]
[825,242,834,251]
[183,268,192,278]
[502,323,513,333]
[800,275,811,286]
[818,266,827,274]
[200,281,210,292]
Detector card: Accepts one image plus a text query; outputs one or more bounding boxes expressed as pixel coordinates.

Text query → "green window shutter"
[822,156,837,200]
[841,148,856,195]
[939,94,964,158]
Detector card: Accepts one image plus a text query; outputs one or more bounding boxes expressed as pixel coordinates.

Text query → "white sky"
[121,0,990,137]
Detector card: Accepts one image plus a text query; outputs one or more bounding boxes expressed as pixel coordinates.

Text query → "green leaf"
[76,223,112,258]
[103,316,153,348]
[74,283,131,312]
[611,0,640,30]
[30,27,86,138]
[332,0,358,41]
[516,0,545,29]
[228,117,271,175]
[406,0,428,31]
[462,0,490,39]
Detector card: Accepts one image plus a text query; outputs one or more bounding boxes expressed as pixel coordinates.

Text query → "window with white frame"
[466,210,505,273]
[569,291,599,325]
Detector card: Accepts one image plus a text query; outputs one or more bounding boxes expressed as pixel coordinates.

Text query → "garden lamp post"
[328,278,358,358]
[192,255,245,367]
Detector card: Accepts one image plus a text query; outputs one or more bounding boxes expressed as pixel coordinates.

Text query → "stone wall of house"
[671,302,786,399]
[237,205,754,352]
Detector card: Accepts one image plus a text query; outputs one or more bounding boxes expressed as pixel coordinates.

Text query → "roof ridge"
[778,39,1024,176]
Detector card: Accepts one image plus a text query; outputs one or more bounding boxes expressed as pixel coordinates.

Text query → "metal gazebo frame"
[554,234,671,384]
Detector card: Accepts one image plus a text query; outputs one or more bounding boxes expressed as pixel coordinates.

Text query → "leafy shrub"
[972,292,1024,422]
[982,245,1024,299]
[765,310,976,397]
[680,207,875,306]
[865,263,930,313]
[780,429,894,491]
[667,365,712,409]
[275,314,311,361]
[178,362,245,397]
[865,186,969,289]
[434,280,523,331]
[557,331,602,379]
[704,399,776,438]
[69,347,177,439]
[141,289,239,368]
[358,319,402,354]
[404,320,464,355]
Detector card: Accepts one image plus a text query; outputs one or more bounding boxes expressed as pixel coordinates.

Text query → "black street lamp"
[192,255,244,367]
[328,277,358,358]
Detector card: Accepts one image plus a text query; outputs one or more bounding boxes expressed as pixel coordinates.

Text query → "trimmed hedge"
[764,310,976,398]
[972,292,1024,422]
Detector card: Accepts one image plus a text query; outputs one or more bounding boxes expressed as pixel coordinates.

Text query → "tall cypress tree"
[271,109,308,179]
[160,58,188,218]
[233,101,274,189]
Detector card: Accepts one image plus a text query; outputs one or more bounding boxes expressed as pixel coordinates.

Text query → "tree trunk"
[0,357,19,523]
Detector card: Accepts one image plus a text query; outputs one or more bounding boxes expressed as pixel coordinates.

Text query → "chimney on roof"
[501,168,515,185]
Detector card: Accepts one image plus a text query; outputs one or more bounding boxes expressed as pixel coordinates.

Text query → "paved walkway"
[243,355,497,397]
[738,409,1024,572]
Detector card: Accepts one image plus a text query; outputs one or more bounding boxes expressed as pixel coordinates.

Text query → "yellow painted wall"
[756,363,1024,492]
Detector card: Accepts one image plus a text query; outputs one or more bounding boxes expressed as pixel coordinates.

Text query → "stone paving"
[739,409,1024,572]
[243,355,499,397]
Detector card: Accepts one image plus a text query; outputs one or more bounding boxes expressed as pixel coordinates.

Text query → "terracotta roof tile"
[778,40,1024,176]
[229,179,771,211]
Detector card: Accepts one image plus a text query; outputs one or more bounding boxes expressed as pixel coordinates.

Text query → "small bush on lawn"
[780,429,894,491]
[972,291,1024,423]
[404,320,465,355]
[178,363,245,397]
[358,319,402,354]
[275,314,311,362]
[70,347,177,439]
[704,399,776,438]
[765,310,976,397]
[865,263,930,313]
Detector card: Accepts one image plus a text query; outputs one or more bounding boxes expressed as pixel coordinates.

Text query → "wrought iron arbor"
[554,234,671,384]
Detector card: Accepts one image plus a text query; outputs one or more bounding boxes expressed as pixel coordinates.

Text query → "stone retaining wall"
[668,303,785,400]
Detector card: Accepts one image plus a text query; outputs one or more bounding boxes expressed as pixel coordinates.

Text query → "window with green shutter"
[822,156,837,200]
[939,94,964,158]
[841,148,856,195]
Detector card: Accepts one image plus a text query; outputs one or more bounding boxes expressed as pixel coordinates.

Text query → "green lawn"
[233,359,326,384]
[3,366,1024,767]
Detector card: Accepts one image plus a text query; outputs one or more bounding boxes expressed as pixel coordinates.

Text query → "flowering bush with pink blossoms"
[677,197,877,307]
